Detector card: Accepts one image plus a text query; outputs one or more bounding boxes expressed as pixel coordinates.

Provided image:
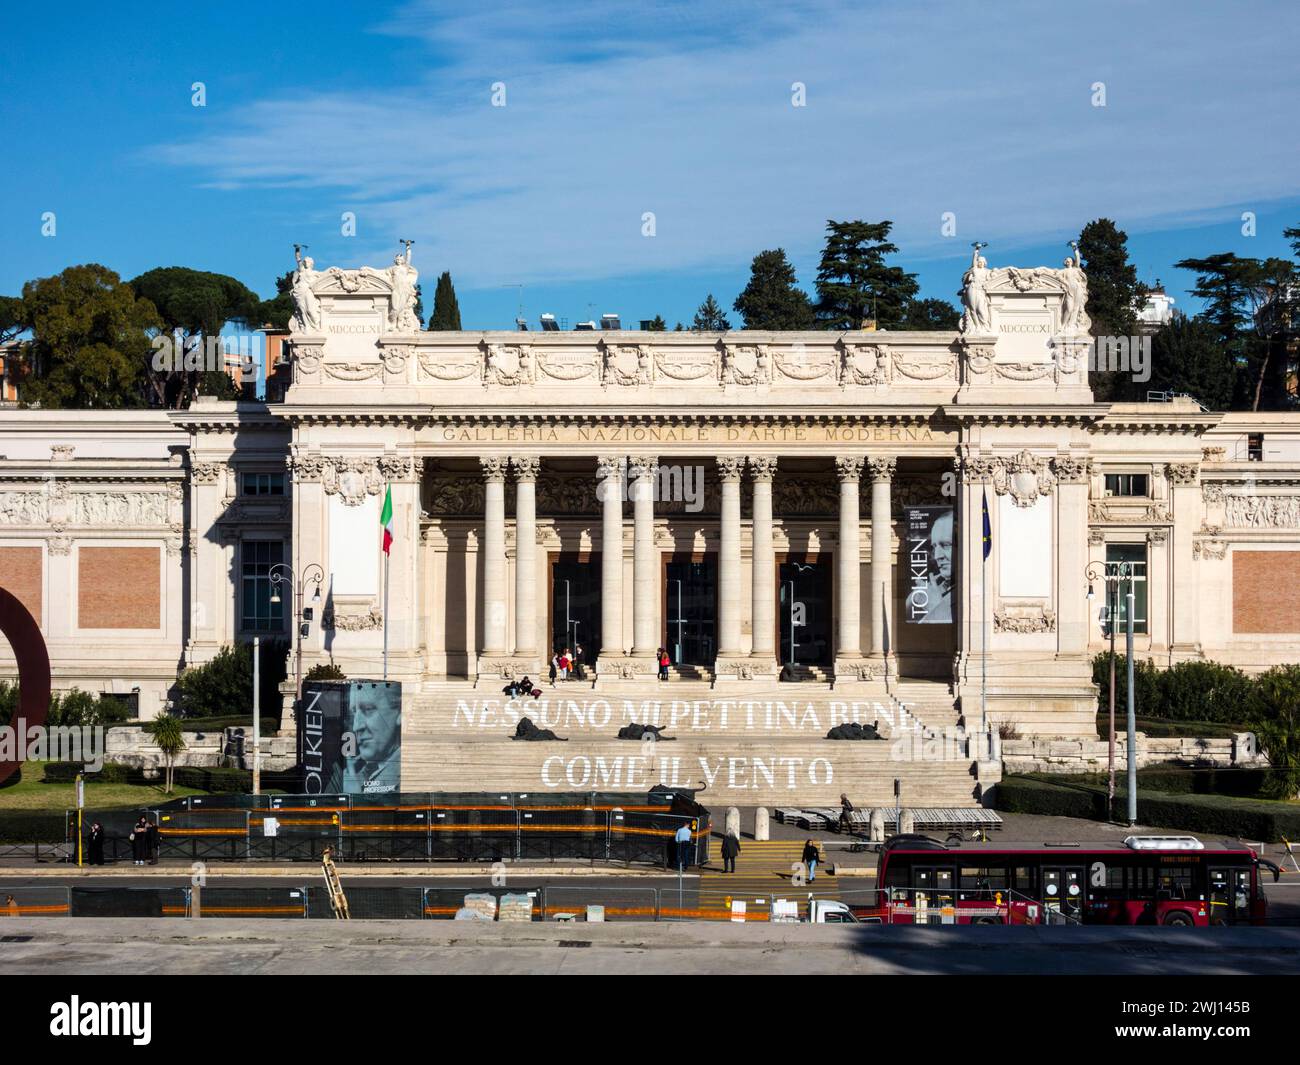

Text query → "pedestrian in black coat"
[130,817,149,865]
[146,818,160,865]
[721,833,741,874]
[87,822,105,866]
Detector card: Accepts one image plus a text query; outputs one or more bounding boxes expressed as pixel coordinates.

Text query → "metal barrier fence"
[65,795,710,868]
[0,884,1079,924]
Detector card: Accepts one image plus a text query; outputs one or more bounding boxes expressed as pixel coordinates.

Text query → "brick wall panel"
[78,546,160,629]
[1233,550,1300,634]
[0,546,43,626]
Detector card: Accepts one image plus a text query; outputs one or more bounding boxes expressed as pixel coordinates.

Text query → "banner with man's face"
[300,680,402,794]
[904,506,954,624]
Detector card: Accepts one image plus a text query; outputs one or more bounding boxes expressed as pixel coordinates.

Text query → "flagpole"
[383,547,389,681]
[980,488,988,737]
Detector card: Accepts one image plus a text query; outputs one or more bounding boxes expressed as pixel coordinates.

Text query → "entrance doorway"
[664,557,717,665]
[549,555,601,666]
[779,559,831,667]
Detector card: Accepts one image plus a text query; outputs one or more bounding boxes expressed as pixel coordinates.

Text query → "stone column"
[749,456,778,670]
[628,456,658,660]
[512,456,540,661]
[1167,463,1200,660]
[717,456,745,657]
[597,455,625,669]
[1053,456,1090,660]
[867,456,896,666]
[834,456,864,670]
[480,457,508,658]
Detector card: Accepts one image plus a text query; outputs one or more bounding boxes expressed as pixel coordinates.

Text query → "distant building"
[1136,281,1176,334]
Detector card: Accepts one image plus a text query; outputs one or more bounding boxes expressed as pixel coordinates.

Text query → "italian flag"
[380,484,394,555]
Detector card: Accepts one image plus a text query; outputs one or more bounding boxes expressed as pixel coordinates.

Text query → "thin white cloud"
[148,0,1300,286]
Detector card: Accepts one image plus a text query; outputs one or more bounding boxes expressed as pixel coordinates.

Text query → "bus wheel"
[1162,911,1194,927]
[973,916,1001,925]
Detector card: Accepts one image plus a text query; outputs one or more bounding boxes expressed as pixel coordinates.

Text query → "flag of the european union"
[982,488,992,560]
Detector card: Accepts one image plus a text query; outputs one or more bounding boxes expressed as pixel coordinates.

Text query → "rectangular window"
[241,541,285,633]
[1104,544,1148,636]
[240,471,286,496]
[1104,473,1149,497]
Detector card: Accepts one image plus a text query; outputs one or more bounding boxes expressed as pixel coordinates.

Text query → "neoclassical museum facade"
[3,251,1300,746]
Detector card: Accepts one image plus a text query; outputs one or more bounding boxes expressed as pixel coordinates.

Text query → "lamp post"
[269,562,324,714]
[1086,559,1139,825]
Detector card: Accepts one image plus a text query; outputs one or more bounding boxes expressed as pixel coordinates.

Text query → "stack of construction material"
[460,893,499,920]
[498,893,535,922]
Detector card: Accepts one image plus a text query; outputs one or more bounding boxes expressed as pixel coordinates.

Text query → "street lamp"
[269,562,324,712]
[1085,559,1139,825]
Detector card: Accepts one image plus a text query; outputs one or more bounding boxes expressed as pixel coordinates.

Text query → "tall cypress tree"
[733,249,815,329]
[813,220,918,330]
[428,271,462,330]
[1078,219,1149,401]
[692,294,731,332]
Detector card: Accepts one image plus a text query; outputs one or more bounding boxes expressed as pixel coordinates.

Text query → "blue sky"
[1,0,1297,330]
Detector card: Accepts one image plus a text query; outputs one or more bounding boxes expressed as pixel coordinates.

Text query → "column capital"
[627,455,657,480]
[962,456,996,483]
[1166,462,1200,486]
[835,455,864,482]
[596,455,624,481]
[512,455,541,482]
[480,457,507,482]
[748,455,778,482]
[717,456,746,482]
[866,456,896,483]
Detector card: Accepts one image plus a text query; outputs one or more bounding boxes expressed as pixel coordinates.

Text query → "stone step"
[398,735,984,807]
[408,691,924,739]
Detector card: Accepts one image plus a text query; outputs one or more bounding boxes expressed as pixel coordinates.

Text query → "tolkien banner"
[905,506,954,624]
[299,680,402,794]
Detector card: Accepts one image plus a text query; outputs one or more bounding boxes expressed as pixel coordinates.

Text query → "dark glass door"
[779,561,831,666]
[551,559,601,664]
[665,560,716,665]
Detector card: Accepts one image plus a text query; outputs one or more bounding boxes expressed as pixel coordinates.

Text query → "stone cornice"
[938,404,1107,428]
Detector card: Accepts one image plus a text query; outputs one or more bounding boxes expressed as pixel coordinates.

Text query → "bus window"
[1156,867,1195,901]
[958,865,1008,900]
[1012,866,1035,894]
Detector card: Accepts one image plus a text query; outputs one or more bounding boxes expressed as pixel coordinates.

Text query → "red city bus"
[871,834,1278,926]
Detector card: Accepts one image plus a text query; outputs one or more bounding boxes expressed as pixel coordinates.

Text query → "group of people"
[549,645,585,684]
[656,648,671,681]
[77,816,157,866]
[502,675,542,699]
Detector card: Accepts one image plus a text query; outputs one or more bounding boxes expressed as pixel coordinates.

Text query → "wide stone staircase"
[401,678,995,807]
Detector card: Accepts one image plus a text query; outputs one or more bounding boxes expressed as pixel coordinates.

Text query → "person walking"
[130,816,149,866]
[658,647,670,682]
[802,839,821,884]
[3,895,18,917]
[549,653,558,687]
[839,793,855,833]
[87,821,105,866]
[573,643,585,681]
[559,648,571,681]
[721,831,741,874]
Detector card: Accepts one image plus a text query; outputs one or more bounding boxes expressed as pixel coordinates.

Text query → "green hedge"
[42,762,298,793]
[43,762,140,784]
[0,809,69,844]
[994,774,1300,842]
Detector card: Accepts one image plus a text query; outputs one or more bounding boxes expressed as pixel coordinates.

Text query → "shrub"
[1159,661,1253,724]
[305,662,346,682]
[1093,653,1163,719]
[175,641,288,723]
[0,683,129,728]
[1247,664,1300,799]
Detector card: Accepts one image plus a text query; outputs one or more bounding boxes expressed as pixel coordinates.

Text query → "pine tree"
[897,297,960,330]
[692,294,730,332]
[428,271,462,330]
[814,220,918,330]
[1147,312,1237,411]
[733,249,815,329]
[1078,219,1148,339]
[644,315,666,331]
